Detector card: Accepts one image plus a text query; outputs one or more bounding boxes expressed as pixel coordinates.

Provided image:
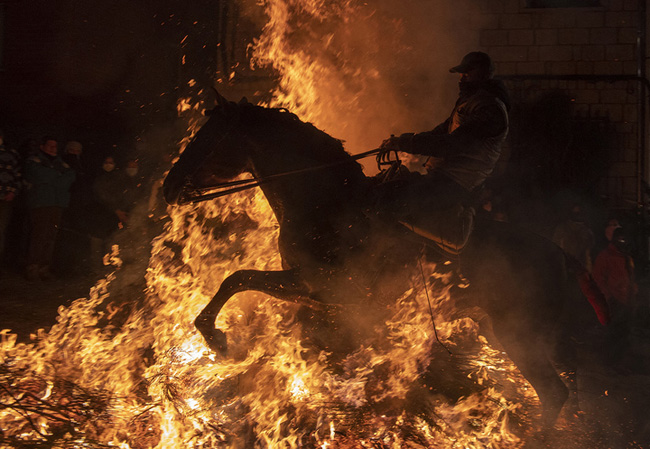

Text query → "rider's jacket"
[397,79,510,192]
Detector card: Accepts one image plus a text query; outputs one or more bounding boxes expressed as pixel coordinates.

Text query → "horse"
[163,94,608,428]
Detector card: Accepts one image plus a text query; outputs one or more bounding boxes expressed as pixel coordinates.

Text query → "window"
[525,0,601,7]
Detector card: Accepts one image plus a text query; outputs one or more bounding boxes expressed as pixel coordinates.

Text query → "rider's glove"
[380,135,400,151]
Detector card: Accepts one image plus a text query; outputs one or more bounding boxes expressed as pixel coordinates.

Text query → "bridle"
[179,147,389,204]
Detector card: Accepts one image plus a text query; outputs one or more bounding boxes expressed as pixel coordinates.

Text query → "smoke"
[245,0,486,172]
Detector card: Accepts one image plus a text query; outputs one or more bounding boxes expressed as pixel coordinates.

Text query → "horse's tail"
[565,253,610,326]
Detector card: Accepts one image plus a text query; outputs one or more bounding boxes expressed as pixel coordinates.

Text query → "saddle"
[399,203,475,256]
[371,157,476,257]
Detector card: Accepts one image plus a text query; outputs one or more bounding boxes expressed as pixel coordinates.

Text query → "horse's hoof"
[195,315,228,355]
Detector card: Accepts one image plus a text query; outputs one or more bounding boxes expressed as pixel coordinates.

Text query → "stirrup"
[399,205,475,257]
[399,221,469,256]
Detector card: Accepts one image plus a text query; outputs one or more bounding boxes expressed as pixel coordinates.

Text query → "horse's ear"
[238,97,249,105]
[213,87,228,106]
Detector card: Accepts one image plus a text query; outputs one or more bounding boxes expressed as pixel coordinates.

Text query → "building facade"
[477,0,647,211]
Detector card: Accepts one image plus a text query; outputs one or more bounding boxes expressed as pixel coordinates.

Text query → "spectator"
[23,136,76,281]
[93,156,145,229]
[604,217,621,244]
[552,203,595,271]
[88,155,121,270]
[0,129,22,274]
[60,141,95,276]
[593,227,638,365]
[593,227,637,311]
[62,141,87,176]
[89,156,145,268]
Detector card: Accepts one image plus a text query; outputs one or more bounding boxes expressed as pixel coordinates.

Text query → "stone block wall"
[477,0,646,209]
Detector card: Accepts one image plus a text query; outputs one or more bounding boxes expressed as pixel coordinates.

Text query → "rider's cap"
[449,51,495,74]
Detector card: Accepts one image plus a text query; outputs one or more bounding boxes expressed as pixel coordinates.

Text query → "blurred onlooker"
[88,155,121,270]
[62,141,86,176]
[593,227,637,306]
[593,227,638,364]
[604,218,622,244]
[0,129,22,273]
[89,156,145,269]
[59,141,95,276]
[552,203,595,271]
[23,136,76,281]
[93,156,141,228]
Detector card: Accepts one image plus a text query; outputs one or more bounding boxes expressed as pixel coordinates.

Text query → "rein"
[180,147,385,204]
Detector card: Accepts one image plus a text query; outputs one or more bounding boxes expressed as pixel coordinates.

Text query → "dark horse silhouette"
[163,95,608,428]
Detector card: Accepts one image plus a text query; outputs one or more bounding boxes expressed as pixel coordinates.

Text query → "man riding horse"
[378,51,510,254]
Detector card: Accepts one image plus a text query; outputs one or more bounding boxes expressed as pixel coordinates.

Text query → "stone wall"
[477,0,646,209]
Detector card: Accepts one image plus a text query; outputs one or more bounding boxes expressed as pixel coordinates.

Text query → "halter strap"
[180,147,383,204]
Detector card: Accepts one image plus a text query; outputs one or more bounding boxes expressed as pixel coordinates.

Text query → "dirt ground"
[1,266,650,448]
[0,269,98,340]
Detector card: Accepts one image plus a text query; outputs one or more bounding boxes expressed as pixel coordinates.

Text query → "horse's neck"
[246,138,367,223]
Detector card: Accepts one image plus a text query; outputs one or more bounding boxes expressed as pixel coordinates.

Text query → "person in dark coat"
[378,51,510,251]
[23,136,76,281]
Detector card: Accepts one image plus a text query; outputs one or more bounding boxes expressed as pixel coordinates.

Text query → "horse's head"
[165,91,366,207]
[164,94,251,205]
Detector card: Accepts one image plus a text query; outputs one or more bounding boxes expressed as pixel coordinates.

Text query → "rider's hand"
[380,135,400,151]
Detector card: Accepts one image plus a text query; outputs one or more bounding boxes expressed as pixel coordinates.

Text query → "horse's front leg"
[195,268,312,354]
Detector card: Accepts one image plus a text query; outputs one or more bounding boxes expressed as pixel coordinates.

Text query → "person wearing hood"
[378,51,510,252]
[592,227,638,365]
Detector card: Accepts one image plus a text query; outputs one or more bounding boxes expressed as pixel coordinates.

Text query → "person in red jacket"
[593,227,637,307]
[592,227,637,364]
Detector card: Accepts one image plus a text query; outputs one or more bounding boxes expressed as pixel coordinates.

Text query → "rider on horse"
[377,51,511,254]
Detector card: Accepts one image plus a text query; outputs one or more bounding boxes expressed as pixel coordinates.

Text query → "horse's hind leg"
[195,269,312,354]
[496,331,569,430]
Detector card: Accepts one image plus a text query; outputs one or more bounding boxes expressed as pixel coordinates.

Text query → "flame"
[0,2,542,448]
[0,175,537,446]
[251,0,419,160]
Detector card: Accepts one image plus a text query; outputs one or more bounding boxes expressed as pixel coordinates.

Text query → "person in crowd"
[552,203,595,271]
[376,51,510,251]
[88,155,121,270]
[0,129,22,274]
[90,156,145,269]
[59,141,96,276]
[604,217,622,244]
[592,226,638,364]
[23,136,76,281]
[62,141,87,176]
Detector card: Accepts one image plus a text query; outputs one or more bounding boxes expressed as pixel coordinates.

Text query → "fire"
[0,179,538,446]
[1,1,541,448]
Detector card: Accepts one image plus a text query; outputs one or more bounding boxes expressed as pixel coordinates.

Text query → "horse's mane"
[244,104,364,171]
